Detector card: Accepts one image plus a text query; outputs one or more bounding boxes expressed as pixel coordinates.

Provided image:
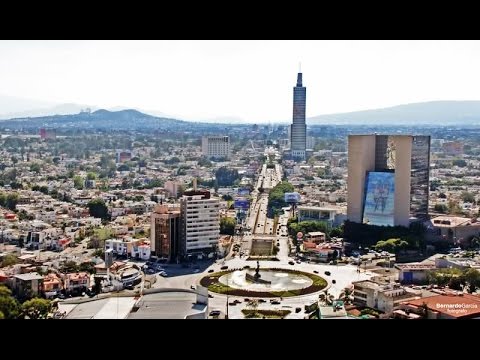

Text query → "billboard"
[238,188,250,196]
[362,172,395,226]
[284,192,301,203]
[234,198,250,210]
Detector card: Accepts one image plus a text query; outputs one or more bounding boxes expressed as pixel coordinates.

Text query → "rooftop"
[430,215,477,227]
[402,294,480,318]
[396,263,436,270]
[128,291,206,319]
[14,272,44,281]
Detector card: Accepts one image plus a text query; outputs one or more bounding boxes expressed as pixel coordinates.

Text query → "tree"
[452,159,467,168]
[60,260,80,273]
[11,156,18,168]
[463,268,480,293]
[220,217,236,235]
[373,238,409,253]
[0,285,21,319]
[93,276,102,294]
[434,204,448,213]
[329,226,344,238]
[1,254,18,267]
[88,198,109,220]
[29,163,41,173]
[268,181,294,216]
[86,172,97,180]
[21,298,52,319]
[247,299,259,316]
[461,191,475,204]
[73,175,84,190]
[5,193,19,211]
[215,167,239,187]
[79,261,96,274]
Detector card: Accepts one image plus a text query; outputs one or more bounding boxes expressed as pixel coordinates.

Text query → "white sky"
[1,40,480,123]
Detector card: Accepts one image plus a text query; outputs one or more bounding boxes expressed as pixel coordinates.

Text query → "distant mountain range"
[2,95,480,127]
[308,101,480,126]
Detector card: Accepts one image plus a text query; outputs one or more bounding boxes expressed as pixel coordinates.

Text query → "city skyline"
[3,40,480,122]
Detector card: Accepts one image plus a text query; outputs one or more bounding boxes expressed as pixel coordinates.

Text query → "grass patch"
[201,268,327,298]
[242,309,291,318]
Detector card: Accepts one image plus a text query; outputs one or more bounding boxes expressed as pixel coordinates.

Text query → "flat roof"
[430,216,473,227]
[14,272,43,281]
[128,292,206,319]
[396,263,436,270]
[402,294,480,318]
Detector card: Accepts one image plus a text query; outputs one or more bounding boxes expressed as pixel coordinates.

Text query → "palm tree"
[420,302,429,319]
[247,299,259,317]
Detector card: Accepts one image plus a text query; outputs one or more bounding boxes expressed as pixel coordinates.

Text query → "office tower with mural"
[290,71,307,161]
[347,135,430,227]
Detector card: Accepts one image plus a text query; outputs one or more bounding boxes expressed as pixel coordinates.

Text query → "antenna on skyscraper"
[299,62,301,73]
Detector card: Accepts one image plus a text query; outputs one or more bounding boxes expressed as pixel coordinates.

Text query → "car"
[208,269,214,273]
[209,310,221,317]
[324,271,331,276]
[313,270,319,274]
[220,265,228,270]
[258,299,267,303]
[295,307,302,313]
[228,302,237,306]
[208,294,214,298]
[332,279,336,284]
[288,261,295,265]
[270,300,281,305]
[244,298,251,302]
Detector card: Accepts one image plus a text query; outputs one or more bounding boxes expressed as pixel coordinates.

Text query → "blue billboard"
[362,171,395,226]
[284,192,301,203]
[234,198,250,210]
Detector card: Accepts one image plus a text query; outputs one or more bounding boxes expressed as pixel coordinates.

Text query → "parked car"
[209,310,221,317]
[220,265,229,270]
[324,271,331,276]
[313,270,319,274]
[208,269,214,273]
[295,307,302,313]
[288,261,295,265]
[332,279,336,284]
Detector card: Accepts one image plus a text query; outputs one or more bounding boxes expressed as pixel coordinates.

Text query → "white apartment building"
[202,136,230,159]
[180,190,220,256]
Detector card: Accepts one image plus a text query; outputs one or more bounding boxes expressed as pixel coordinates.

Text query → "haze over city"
[2,40,480,122]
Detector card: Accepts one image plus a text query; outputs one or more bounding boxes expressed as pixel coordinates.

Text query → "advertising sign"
[284,192,301,203]
[234,198,250,210]
[362,171,395,226]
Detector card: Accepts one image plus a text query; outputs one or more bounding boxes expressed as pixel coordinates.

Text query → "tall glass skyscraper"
[290,72,307,161]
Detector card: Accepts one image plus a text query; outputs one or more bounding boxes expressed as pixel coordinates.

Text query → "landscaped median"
[242,309,291,318]
[200,268,327,298]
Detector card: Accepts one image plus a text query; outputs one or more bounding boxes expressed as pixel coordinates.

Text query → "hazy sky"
[1,40,480,122]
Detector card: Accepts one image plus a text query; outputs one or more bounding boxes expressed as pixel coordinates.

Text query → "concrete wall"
[393,136,412,227]
[347,135,376,223]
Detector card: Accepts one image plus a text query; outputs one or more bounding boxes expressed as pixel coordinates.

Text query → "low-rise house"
[353,278,424,315]
[43,273,62,298]
[12,272,44,298]
[396,263,436,284]
[64,272,90,294]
